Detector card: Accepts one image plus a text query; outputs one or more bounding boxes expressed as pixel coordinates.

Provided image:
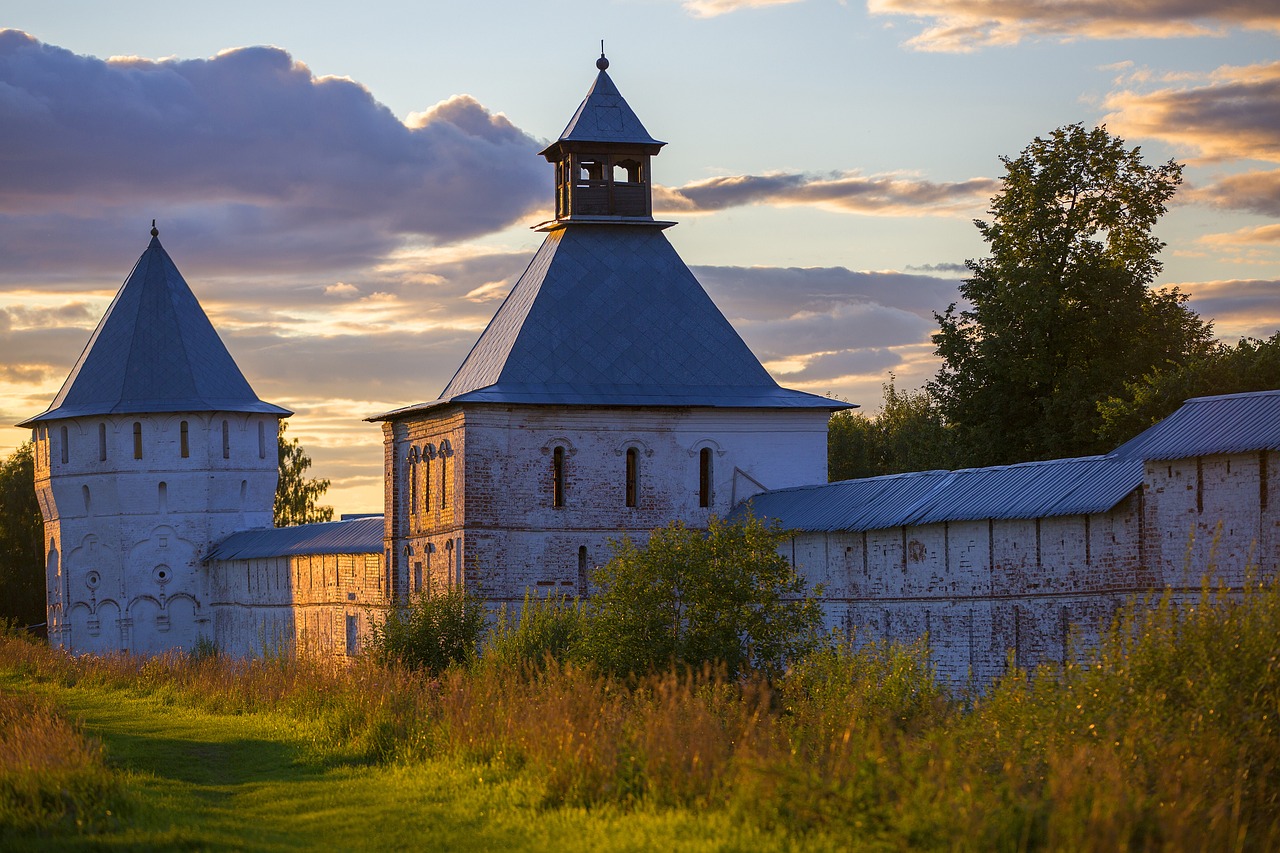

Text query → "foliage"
[274,421,334,527]
[575,515,824,679]
[366,586,487,674]
[0,443,44,628]
[932,123,1213,467]
[1097,331,1280,448]
[828,378,957,481]
[483,593,584,673]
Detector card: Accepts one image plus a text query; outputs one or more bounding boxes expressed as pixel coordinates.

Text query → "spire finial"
[596,41,608,71]
[150,219,159,238]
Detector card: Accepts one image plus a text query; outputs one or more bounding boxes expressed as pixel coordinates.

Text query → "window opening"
[222,420,230,459]
[258,421,266,459]
[1262,451,1269,511]
[553,446,566,507]
[578,546,589,597]
[133,422,143,460]
[625,448,638,507]
[613,158,641,183]
[98,423,107,461]
[413,562,423,594]
[60,426,68,464]
[699,447,712,508]
[180,421,189,458]
[158,481,167,513]
[441,454,448,508]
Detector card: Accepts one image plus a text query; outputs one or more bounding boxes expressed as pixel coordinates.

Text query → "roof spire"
[150,219,158,238]
[597,41,608,71]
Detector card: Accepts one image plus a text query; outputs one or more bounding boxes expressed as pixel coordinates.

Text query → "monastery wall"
[788,452,1278,685]
[210,551,382,660]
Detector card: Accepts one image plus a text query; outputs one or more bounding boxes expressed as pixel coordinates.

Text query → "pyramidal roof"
[20,231,289,426]
[372,226,843,419]
[544,55,664,150]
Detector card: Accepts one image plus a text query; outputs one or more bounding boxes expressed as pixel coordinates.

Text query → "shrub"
[366,586,486,673]
[575,515,824,679]
[483,593,584,673]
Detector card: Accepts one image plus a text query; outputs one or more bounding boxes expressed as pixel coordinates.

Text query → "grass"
[2,576,1279,850]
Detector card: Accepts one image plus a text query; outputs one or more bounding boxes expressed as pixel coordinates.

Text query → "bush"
[576,515,824,679]
[366,587,486,673]
[483,593,584,673]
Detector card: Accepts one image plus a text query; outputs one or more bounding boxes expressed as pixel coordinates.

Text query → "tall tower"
[370,56,849,605]
[19,226,290,654]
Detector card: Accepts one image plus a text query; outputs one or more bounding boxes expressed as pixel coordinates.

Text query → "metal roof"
[205,516,384,562]
[371,225,846,420]
[542,57,664,152]
[1110,389,1280,461]
[738,456,1144,533]
[20,233,289,426]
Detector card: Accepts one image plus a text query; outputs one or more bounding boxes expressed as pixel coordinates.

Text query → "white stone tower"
[19,225,290,655]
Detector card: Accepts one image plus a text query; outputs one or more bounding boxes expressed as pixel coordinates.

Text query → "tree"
[1097,333,1280,448]
[0,443,45,628]
[829,378,957,481]
[575,515,824,679]
[931,123,1213,466]
[367,586,487,673]
[274,421,334,527]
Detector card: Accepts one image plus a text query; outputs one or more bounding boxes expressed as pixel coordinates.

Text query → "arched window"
[625,447,638,508]
[133,422,143,460]
[98,423,107,462]
[180,421,190,458]
[221,420,230,459]
[552,446,565,507]
[82,485,91,514]
[60,426,69,464]
[699,447,713,508]
[440,447,449,509]
[258,421,266,459]
[407,448,417,514]
[158,481,168,513]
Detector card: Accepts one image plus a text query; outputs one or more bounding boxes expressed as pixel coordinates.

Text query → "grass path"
[2,677,793,852]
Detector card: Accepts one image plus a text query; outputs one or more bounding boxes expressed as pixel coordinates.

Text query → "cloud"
[1189,169,1280,217]
[0,31,549,274]
[906,262,969,274]
[656,171,996,217]
[1102,62,1280,164]
[1201,225,1280,246]
[681,0,803,17]
[868,0,1280,52]
[1177,278,1280,338]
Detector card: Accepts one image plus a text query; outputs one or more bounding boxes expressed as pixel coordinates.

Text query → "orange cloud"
[682,0,803,17]
[868,0,1280,52]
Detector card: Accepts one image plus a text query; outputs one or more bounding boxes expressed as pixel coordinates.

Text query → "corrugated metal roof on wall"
[1111,389,1280,461]
[205,516,383,562]
[739,456,1144,533]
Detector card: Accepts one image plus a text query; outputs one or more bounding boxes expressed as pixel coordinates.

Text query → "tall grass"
[3,577,1278,849]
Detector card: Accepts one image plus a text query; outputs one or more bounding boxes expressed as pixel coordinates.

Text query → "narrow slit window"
[440,454,448,508]
[625,448,638,508]
[98,423,107,462]
[221,420,230,459]
[699,447,712,508]
[133,422,143,460]
[553,446,565,507]
[423,452,431,512]
[258,421,266,459]
[1262,451,1269,511]
[180,421,189,458]
[60,426,68,464]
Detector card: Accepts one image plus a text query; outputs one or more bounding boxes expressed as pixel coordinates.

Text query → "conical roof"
[541,56,664,152]
[371,226,843,419]
[20,233,289,425]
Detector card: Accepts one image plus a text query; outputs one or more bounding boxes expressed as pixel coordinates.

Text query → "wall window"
[60,426,68,464]
[440,454,448,508]
[221,420,230,459]
[180,421,190,458]
[407,448,418,514]
[258,421,266,459]
[423,451,431,512]
[578,545,589,597]
[625,447,638,507]
[413,561,423,594]
[699,447,713,508]
[98,423,107,462]
[158,481,167,513]
[133,422,143,459]
[552,446,566,507]
[345,614,358,657]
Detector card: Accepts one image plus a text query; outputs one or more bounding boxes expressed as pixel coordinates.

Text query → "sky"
[1,0,1278,513]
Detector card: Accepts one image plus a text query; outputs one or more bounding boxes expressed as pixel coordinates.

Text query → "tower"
[370,56,849,606]
[19,226,290,654]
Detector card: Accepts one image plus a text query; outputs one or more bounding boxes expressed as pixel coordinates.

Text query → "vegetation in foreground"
[2,576,1278,850]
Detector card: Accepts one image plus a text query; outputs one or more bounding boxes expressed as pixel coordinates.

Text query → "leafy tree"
[1097,333,1280,448]
[829,378,957,481]
[575,515,824,680]
[932,123,1213,466]
[274,421,333,527]
[367,586,487,673]
[0,443,44,628]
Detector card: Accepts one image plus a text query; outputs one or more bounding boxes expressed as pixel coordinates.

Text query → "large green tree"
[0,443,44,628]
[932,123,1213,466]
[274,421,334,527]
[575,515,823,679]
[829,379,957,481]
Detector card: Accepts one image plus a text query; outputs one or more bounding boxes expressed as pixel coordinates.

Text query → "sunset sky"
[2,1,1278,512]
